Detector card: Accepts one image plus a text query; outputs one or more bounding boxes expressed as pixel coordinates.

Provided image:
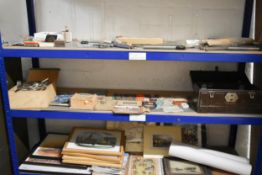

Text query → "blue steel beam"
[10,110,262,125]
[254,129,262,175]
[2,48,262,62]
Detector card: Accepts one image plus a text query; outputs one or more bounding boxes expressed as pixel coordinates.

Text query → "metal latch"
[225,92,238,103]
[209,91,215,98]
[248,92,255,99]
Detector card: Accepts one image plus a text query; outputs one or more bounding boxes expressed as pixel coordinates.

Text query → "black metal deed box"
[190,70,262,114]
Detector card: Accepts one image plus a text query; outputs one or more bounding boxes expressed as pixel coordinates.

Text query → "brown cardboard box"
[8,69,59,109]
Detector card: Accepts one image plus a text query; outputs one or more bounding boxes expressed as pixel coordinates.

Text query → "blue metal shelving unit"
[1,38,262,174]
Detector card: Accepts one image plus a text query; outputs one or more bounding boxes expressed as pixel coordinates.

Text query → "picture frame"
[106,122,156,152]
[143,126,182,158]
[163,157,210,175]
[62,128,124,156]
[127,155,163,175]
[32,134,68,158]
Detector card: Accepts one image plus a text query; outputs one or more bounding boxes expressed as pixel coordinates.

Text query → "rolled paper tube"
[200,149,249,163]
[168,143,252,175]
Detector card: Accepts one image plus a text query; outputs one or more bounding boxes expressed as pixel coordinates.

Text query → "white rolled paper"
[168,143,252,175]
[201,149,249,163]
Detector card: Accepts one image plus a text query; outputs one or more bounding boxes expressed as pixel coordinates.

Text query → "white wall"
[0,0,250,156]
[0,0,28,42]
[33,0,246,148]
[34,0,244,91]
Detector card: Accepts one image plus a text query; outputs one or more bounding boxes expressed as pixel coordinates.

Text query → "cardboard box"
[8,69,59,109]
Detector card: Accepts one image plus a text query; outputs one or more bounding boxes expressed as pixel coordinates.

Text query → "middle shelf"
[11,108,262,124]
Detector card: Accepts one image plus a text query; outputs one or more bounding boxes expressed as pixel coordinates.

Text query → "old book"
[19,163,91,175]
[70,93,97,110]
[94,96,116,111]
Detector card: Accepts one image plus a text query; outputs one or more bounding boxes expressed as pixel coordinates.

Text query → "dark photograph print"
[76,131,117,149]
[153,134,173,148]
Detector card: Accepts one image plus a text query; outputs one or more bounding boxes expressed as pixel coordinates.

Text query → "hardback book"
[94,96,116,111]
[70,93,98,110]
[19,163,91,175]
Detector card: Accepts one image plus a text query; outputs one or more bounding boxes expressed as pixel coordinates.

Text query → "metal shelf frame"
[2,47,262,62]
[1,36,262,174]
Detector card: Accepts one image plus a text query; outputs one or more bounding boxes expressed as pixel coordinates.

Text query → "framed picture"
[163,157,210,175]
[32,134,68,158]
[63,128,124,156]
[106,122,156,152]
[143,126,182,158]
[127,155,163,175]
[180,124,202,147]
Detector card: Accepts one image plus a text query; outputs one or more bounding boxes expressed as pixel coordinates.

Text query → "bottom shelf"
[17,126,247,175]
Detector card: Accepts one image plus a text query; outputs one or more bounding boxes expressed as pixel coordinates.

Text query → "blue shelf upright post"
[0,34,19,175]
[254,129,262,175]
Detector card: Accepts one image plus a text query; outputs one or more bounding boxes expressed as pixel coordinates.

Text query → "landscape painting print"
[127,155,162,175]
[64,128,123,156]
[153,134,173,148]
[163,157,206,175]
[144,126,182,158]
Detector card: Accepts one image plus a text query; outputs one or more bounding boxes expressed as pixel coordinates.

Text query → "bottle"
[63,26,72,43]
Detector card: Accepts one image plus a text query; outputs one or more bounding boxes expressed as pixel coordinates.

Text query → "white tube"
[168,143,252,175]
[200,149,249,163]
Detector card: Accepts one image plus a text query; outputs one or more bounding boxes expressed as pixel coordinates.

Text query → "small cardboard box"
[8,69,59,109]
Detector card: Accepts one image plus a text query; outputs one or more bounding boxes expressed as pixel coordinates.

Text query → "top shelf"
[2,46,262,62]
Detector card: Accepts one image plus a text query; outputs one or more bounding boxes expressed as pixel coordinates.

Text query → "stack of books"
[62,128,125,168]
[19,134,91,174]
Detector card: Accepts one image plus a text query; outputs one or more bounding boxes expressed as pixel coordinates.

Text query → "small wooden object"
[117,37,164,45]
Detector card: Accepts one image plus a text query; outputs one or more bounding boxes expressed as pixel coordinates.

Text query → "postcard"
[32,134,68,158]
[127,155,163,175]
[163,157,210,175]
[63,128,123,156]
[143,126,182,158]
